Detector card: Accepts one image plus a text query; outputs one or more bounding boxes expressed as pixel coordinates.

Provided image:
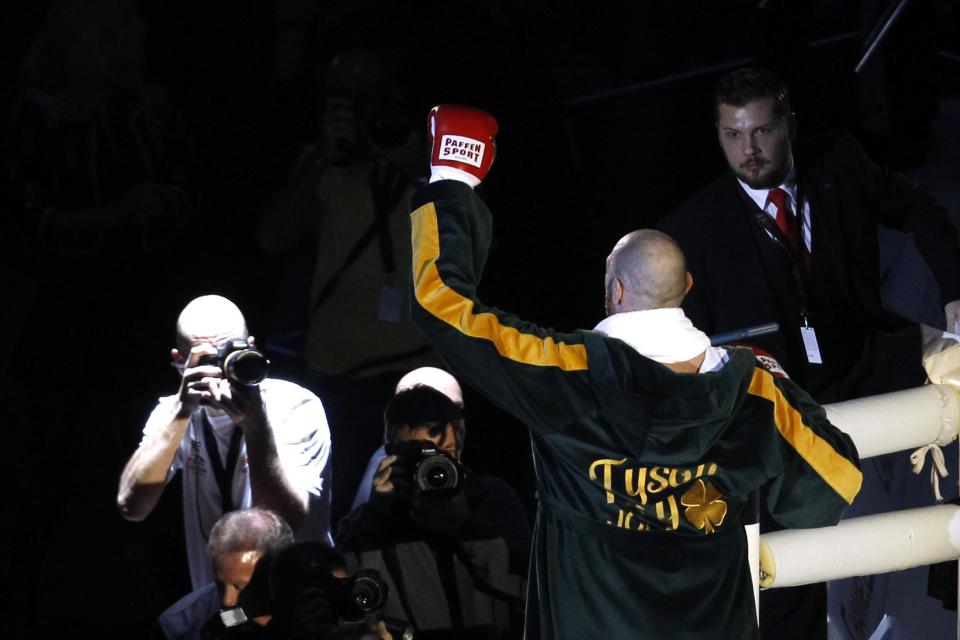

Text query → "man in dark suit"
[658,67,960,639]
[659,67,960,405]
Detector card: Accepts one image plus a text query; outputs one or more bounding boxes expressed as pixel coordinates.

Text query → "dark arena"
[5,1,960,638]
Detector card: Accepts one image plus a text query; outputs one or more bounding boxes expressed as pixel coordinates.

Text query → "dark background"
[2,0,959,636]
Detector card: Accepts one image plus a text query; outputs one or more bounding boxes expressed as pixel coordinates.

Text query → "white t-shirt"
[141,378,333,588]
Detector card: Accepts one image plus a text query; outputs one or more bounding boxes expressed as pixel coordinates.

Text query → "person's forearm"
[243,424,309,529]
[117,405,190,521]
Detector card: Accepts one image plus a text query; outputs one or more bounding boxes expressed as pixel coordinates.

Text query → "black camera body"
[335,568,391,623]
[198,339,269,386]
[229,545,390,631]
[393,439,462,495]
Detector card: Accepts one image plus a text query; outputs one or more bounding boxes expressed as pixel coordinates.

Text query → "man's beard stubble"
[735,157,791,190]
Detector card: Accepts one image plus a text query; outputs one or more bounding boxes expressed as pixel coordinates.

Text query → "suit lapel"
[800,165,845,281]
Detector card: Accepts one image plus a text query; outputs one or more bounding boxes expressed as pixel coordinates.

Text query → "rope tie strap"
[910,443,949,502]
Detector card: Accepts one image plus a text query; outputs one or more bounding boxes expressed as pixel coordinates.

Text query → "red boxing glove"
[428,104,498,187]
[733,343,790,379]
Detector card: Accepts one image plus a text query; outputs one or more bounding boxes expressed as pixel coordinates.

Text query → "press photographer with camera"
[257,48,441,529]
[117,295,333,590]
[158,508,293,640]
[200,540,399,640]
[336,376,531,639]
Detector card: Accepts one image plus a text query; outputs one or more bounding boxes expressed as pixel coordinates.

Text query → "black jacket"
[337,474,531,639]
[659,133,960,403]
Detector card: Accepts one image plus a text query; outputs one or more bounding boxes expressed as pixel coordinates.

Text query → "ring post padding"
[760,505,960,588]
[823,385,960,460]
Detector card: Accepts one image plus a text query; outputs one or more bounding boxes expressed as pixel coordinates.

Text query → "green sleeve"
[409,180,596,434]
[747,364,863,528]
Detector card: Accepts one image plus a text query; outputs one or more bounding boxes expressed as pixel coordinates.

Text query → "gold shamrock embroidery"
[681,478,728,534]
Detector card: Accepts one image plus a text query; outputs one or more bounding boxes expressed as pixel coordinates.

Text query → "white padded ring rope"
[823,384,960,460]
[760,505,960,589]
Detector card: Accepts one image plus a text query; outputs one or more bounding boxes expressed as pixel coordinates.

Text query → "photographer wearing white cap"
[337,369,530,639]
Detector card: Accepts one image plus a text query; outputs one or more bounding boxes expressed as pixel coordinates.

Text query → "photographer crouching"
[336,373,531,639]
[201,541,399,640]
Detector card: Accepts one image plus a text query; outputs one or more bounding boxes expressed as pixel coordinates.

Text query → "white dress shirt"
[737,167,812,252]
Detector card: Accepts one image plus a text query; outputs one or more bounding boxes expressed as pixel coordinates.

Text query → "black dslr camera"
[226,544,391,632]
[334,569,391,623]
[393,439,463,494]
[198,339,269,386]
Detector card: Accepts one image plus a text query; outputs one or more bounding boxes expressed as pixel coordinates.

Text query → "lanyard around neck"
[200,411,244,513]
[749,195,812,325]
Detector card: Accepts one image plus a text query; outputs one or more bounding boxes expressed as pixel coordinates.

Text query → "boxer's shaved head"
[176,295,248,353]
[605,230,689,314]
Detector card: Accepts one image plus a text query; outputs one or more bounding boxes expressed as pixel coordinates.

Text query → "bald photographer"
[117,295,333,589]
[337,375,531,639]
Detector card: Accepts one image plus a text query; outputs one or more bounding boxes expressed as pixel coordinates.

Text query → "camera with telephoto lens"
[393,439,462,495]
[197,339,269,386]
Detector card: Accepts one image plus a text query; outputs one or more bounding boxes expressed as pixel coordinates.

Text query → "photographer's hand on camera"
[215,382,269,434]
[284,587,394,640]
[176,343,225,416]
[176,342,269,432]
[369,455,413,516]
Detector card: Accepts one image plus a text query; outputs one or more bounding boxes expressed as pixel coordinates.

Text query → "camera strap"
[748,192,813,327]
[311,163,410,316]
[381,546,421,630]
[201,411,244,513]
[450,544,525,607]
[434,547,466,628]
[368,162,406,275]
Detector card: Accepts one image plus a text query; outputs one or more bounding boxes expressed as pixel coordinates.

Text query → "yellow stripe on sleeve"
[748,368,862,504]
[411,202,589,371]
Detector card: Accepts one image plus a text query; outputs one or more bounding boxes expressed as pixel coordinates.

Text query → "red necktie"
[766,187,809,268]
